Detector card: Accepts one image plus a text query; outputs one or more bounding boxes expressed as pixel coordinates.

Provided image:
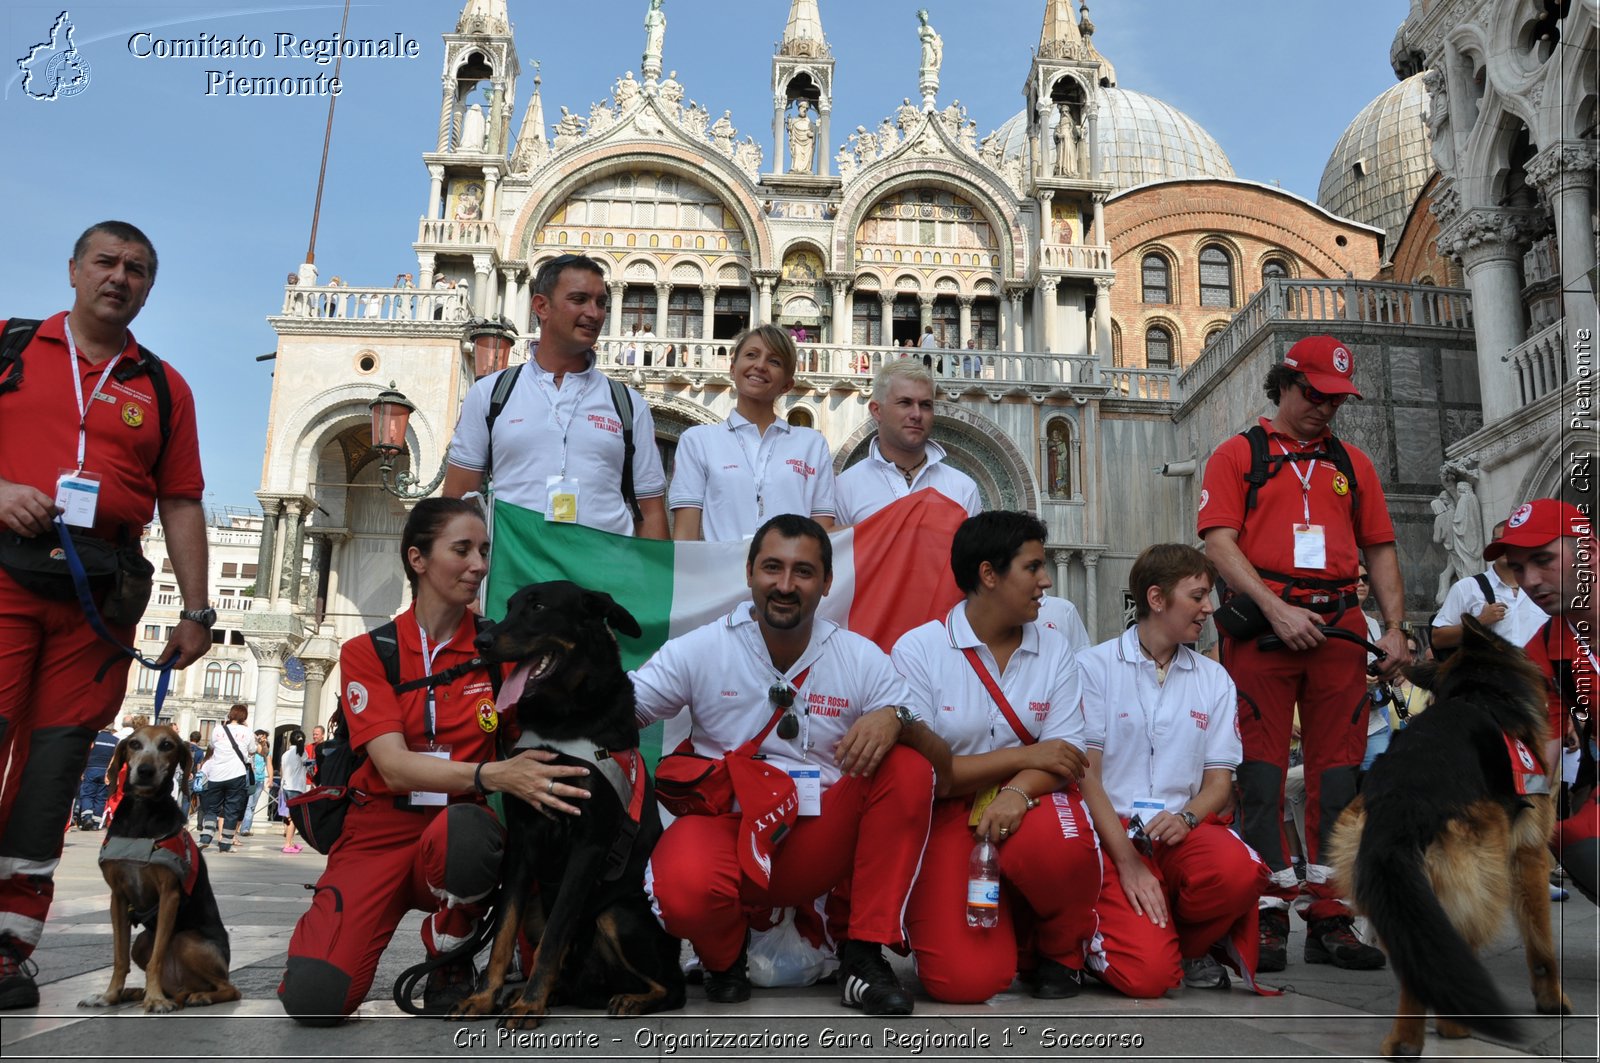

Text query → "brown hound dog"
[78,725,240,1013]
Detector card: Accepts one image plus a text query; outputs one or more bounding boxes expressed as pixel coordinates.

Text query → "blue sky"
[0,0,1407,512]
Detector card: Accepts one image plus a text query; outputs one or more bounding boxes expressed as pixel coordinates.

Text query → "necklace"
[1138,639,1175,684]
[893,454,928,486]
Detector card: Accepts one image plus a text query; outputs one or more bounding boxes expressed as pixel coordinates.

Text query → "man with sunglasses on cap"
[1489,499,1598,905]
[632,514,950,1015]
[443,254,669,538]
[1198,335,1411,973]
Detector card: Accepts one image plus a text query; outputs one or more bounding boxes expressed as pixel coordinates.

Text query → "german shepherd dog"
[78,725,240,1013]
[450,580,685,1029]
[1328,617,1572,1057]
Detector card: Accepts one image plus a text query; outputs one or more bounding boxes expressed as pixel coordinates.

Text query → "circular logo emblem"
[1331,472,1349,496]
[1198,488,1209,511]
[1332,346,1350,373]
[121,402,144,427]
[49,547,65,561]
[1516,742,1535,770]
[346,681,369,715]
[476,697,498,733]
[1509,502,1533,529]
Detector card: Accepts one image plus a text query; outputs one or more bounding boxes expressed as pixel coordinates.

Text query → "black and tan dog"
[78,725,239,1013]
[451,580,684,1029]
[1328,617,1571,1057]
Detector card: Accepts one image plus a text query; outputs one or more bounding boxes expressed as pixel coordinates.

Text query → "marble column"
[473,254,494,318]
[1039,279,1060,353]
[1091,193,1106,245]
[1439,209,1532,422]
[1007,288,1027,351]
[300,658,330,733]
[483,168,500,221]
[499,267,520,328]
[1051,549,1072,605]
[879,293,894,346]
[771,94,786,176]
[756,278,774,324]
[654,282,672,337]
[419,253,437,290]
[247,639,290,736]
[254,498,280,605]
[818,102,832,177]
[437,76,455,152]
[426,164,445,220]
[918,294,934,332]
[1526,140,1599,332]
[700,285,717,351]
[1086,101,1101,179]
[608,282,626,339]
[1083,551,1100,639]
[958,297,973,347]
[1093,277,1114,365]
[831,280,849,344]
[277,501,306,604]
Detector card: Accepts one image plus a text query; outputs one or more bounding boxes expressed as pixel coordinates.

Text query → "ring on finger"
[547,779,556,796]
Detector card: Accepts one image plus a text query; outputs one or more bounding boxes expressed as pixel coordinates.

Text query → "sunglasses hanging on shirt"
[769,682,801,740]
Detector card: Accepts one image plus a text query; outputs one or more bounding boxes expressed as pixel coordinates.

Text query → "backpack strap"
[1241,424,1273,513]
[606,376,643,526]
[0,318,41,395]
[1473,571,1495,606]
[1319,433,1359,511]
[481,364,525,489]
[369,620,402,689]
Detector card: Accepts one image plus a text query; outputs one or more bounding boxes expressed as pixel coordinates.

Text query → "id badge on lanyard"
[546,476,580,523]
[60,321,122,528]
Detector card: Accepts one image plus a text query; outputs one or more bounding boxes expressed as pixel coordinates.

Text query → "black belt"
[1256,568,1359,594]
[1297,592,1360,614]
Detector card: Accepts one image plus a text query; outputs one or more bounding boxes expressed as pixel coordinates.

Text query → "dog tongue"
[497,662,534,713]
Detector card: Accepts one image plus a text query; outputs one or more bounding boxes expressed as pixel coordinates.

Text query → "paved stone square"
[1,827,1594,1062]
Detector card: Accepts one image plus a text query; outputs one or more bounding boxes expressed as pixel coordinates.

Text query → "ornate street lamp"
[467,318,516,379]
[367,384,446,499]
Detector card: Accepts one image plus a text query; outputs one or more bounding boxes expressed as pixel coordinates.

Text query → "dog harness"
[1503,735,1551,796]
[99,829,201,925]
[512,730,648,880]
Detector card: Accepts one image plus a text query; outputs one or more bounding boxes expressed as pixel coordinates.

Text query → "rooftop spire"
[1038,0,1083,59]
[1078,1,1116,86]
[457,0,509,35]
[780,0,830,57]
[510,67,547,172]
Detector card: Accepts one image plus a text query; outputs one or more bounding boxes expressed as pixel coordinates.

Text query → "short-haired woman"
[892,511,1100,1001]
[1077,543,1268,996]
[669,324,836,542]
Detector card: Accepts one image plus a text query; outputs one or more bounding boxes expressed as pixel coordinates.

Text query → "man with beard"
[633,514,950,1015]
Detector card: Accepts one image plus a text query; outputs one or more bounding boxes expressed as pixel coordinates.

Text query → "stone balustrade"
[507,338,1172,398]
[1038,242,1112,272]
[417,216,500,247]
[278,284,470,322]
[1510,319,1567,406]
[1179,278,1474,398]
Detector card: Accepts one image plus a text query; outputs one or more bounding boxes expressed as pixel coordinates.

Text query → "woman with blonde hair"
[199,703,254,852]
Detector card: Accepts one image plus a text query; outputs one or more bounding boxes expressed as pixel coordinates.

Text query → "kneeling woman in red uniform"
[1077,544,1267,997]
[278,498,590,1024]
[891,511,1100,1001]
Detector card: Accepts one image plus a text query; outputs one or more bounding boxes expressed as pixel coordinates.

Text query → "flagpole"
[304,0,353,266]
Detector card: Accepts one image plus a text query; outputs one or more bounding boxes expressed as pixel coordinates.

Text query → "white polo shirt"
[1432,566,1549,648]
[631,602,912,791]
[668,412,837,542]
[891,601,1084,755]
[448,353,667,536]
[1036,595,1091,654]
[835,439,982,525]
[1078,627,1240,818]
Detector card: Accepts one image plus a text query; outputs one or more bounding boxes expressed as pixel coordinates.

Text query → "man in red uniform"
[1198,336,1410,972]
[1487,498,1598,906]
[0,222,210,1008]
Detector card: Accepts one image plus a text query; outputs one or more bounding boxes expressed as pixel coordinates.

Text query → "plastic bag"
[746,908,833,988]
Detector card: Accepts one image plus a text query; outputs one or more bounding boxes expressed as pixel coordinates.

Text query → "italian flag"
[485,492,969,758]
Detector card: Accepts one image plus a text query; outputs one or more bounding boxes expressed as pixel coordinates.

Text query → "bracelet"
[999,784,1038,810]
[473,762,489,797]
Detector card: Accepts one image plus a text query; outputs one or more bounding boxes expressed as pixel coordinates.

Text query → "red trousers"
[0,568,134,956]
[1224,605,1367,921]
[647,746,933,971]
[278,799,503,1021]
[1556,786,1599,905]
[905,790,1100,1003]
[1089,822,1266,997]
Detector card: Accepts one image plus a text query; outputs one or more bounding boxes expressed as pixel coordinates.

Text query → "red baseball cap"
[1283,335,1362,398]
[1483,499,1592,560]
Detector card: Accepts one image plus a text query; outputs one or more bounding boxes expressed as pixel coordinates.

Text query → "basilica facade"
[236,0,1593,731]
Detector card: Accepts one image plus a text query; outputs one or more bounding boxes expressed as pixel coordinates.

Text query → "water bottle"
[966,836,1000,928]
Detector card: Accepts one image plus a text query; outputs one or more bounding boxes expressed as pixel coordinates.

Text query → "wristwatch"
[892,705,916,731]
[1178,810,1199,830]
[179,607,217,629]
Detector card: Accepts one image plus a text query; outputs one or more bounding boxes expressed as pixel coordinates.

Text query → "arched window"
[1199,245,1234,307]
[1261,258,1289,287]
[203,663,222,698]
[1204,326,1226,351]
[1141,253,1170,304]
[1145,326,1173,367]
[787,407,814,428]
[1045,417,1073,499]
[222,663,243,700]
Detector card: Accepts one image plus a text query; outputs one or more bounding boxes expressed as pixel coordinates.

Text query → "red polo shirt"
[1526,618,1597,739]
[0,312,203,540]
[1198,417,1393,587]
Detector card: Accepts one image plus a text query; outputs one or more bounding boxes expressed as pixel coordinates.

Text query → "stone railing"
[1511,319,1567,406]
[1179,278,1474,398]
[509,338,1174,398]
[1038,242,1112,272]
[417,217,500,247]
[279,284,470,322]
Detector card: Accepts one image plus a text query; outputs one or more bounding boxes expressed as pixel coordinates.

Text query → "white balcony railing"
[279,284,470,322]
[1039,242,1112,272]
[417,217,500,247]
[1511,320,1568,406]
[1179,278,1474,398]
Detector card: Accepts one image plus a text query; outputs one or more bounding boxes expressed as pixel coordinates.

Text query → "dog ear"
[174,729,194,791]
[1405,660,1440,691]
[585,590,643,639]
[1460,613,1505,652]
[106,736,130,788]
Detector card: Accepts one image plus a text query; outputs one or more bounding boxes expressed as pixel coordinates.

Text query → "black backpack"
[483,362,642,525]
[288,616,502,854]
[0,317,175,470]
[1239,422,1358,514]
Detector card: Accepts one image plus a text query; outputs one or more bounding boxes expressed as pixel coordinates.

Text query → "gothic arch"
[834,401,1038,513]
[833,166,1026,282]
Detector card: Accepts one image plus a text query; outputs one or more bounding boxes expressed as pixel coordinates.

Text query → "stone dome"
[1317,73,1433,255]
[992,88,1235,193]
